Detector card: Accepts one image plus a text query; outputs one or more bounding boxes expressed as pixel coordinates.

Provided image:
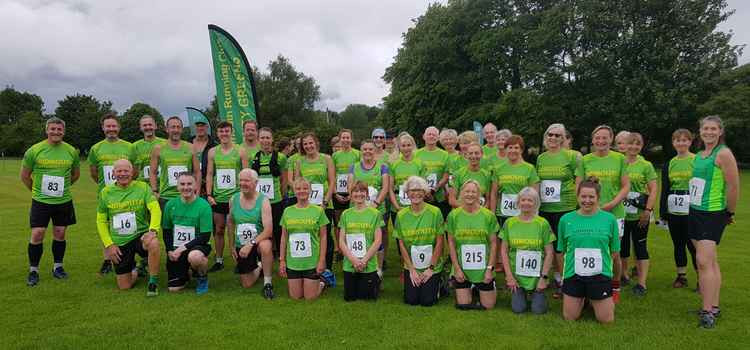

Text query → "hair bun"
[585,176,600,184]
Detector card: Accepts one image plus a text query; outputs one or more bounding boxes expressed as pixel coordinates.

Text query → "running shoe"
[262,283,275,300]
[208,261,224,273]
[137,259,148,277]
[27,271,39,287]
[632,284,647,297]
[698,310,716,329]
[99,260,113,275]
[196,276,209,295]
[147,282,159,297]
[52,266,68,279]
[673,275,688,288]
[321,270,336,288]
[711,306,721,318]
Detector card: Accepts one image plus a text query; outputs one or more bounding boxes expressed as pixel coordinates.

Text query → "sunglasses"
[547,133,563,138]
[373,136,385,139]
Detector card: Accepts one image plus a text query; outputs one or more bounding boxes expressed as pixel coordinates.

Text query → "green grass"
[1,158,749,349]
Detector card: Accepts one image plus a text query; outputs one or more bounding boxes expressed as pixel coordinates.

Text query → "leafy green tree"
[55,94,113,155]
[0,87,44,124]
[0,111,45,156]
[256,55,321,130]
[698,64,750,163]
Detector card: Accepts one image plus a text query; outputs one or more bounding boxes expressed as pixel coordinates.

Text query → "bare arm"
[149,145,161,192]
[20,167,32,191]
[718,148,740,214]
[205,148,216,201]
[71,166,80,184]
[256,198,274,242]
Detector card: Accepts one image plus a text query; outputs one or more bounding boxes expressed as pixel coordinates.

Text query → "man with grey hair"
[482,122,498,155]
[21,117,81,286]
[416,126,451,218]
[132,115,165,184]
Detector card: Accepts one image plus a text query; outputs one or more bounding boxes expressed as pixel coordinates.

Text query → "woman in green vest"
[689,116,740,329]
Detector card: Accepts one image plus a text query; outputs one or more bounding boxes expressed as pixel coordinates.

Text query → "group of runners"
[21,113,739,327]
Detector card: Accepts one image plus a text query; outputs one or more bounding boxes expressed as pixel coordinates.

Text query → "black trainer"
[52,266,68,279]
[99,260,113,275]
[632,284,647,297]
[711,306,721,318]
[208,261,224,273]
[263,283,275,300]
[698,310,716,329]
[27,271,40,286]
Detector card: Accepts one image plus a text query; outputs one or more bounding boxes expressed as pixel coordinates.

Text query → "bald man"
[96,159,162,296]
[482,122,498,155]
[415,126,451,218]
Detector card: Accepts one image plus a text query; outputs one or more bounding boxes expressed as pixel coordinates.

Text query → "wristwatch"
[427,264,435,270]
[542,274,549,280]
[486,265,494,271]
[250,239,257,246]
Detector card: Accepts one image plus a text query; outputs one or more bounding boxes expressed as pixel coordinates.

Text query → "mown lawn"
[1,159,748,349]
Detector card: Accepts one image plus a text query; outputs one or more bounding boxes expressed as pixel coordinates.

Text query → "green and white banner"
[208,24,259,143]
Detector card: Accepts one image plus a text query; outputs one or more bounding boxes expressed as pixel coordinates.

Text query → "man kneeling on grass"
[162,172,214,295]
[97,159,161,296]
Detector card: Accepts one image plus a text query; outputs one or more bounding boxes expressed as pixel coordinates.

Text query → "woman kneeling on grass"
[338,180,384,301]
[279,178,329,300]
[558,177,620,323]
[446,180,499,310]
[500,187,555,314]
[394,176,445,306]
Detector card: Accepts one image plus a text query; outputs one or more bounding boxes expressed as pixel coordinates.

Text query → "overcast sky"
[1,0,748,117]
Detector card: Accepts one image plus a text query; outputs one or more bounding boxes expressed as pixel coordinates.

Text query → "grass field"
[1,158,749,349]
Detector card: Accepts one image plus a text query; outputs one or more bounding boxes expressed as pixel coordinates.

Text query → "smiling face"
[194,123,209,137]
[113,160,133,187]
[483,126,497,146]
[46,122,65,144]
[177,174,196,200]
[700,120,723,146]
[217,126,233,145]
[339,131,352,149]
[166,118,183,142]
[672,135,691,154]
[139,117,156,138]
[351,186,367,205]
[302,136,318,155]
[577,187,599,212]
[243,122,258,143]
[238,170,257,194]
[545,127,564,150]
[293,180,310,201]
[423,127,439,147]
[399,138,414,157]
[259,130,273,151]
[592,128,613,153]
[518,193,536,215]
[506,143,522,162]
[460,182,480,206]
[440,134,457,151]
[360,142,375,162]
[407,188,425,205]
[466,144,482,166]
[627,137,643,157]
[102,118,120,140]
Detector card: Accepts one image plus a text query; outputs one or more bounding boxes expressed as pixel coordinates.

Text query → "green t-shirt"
[350,160,389,214]
[338,206,384,273]
[230,192,265,247]
[22,140,80,204]
[389,157,424,211]
[668,154,694,191]
[161,196,213,250]
[157,141,194,200]
[297,154,332,207]
[494,161,540,217]
[536,149,578,213]
[132,137,165,182]
[624,157,658,220]
[332,149,360,194]
[557,210,620,279]
[448,153,468,176]
[449,166,493,206]
[393,204,445,273]
[445,207,499,283]
[255,151,288,204]
[280,204,330,271]
[575,151,627,219]
[415,147,450,201]
[499,216,555,290]
[97,181,157,246]
[482,144,497,158]
[211,145,242,203]
[89,139,134,192]
[240,143,260,161]
[481,153,508,175]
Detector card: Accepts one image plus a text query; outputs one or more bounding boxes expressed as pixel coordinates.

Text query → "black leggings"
[344,271,380,301]
[621,220,649,260]
[403,270,440,306]
[667,214,697,270]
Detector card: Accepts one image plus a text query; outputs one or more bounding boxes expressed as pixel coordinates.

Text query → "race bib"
[540,180,561,203]
[426,173,438,190]
[216,169,236,190]
[398,184,411,206]
[689,178,705,206]
[410,244,433,269]
[515,250,542,277]
[346,233,367,258]
[103,165,116,185]
[41,174,64,197]
[167,165,188,186]
[336,174,349,193]
[309,183,324,205]
[460,244,486,270]
[624,192,640,215]
[236,223,258,245]
[173,225,195,248]
[112,212,136,236]
[289,233,312,258]
[500,193,520,217]
[142,165,150,179]
[256,178,275,200]
[667,194,690,215]
[574,248,602,276]
[617,218,625,238]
